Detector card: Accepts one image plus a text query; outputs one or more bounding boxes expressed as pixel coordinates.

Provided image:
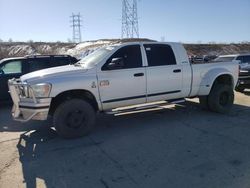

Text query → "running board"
[104,98,185,115]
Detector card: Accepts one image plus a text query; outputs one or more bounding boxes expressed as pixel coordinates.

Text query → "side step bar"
[105,98,185,115]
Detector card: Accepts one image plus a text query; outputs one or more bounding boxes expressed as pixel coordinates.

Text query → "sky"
[0,0,250,43]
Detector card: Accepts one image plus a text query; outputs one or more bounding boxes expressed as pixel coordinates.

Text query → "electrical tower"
[70,13,82,43]
[121,0,139,38]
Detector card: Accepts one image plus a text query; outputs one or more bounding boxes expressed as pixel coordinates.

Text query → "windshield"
[213,56,236,62]
[75,47,114,68]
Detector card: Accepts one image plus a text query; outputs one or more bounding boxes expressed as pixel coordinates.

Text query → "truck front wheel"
[208,84,234,114]
[53,99,96,139]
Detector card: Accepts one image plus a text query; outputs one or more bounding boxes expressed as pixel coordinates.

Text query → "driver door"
[0,60,25,101]
[97,45,147,110]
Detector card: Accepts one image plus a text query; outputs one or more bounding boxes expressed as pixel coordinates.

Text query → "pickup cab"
[8,42,239,138]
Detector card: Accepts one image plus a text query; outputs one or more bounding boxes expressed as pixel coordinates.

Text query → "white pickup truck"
[8,42,239,138]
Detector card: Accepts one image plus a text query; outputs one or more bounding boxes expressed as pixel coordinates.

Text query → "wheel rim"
[66,110,86,129]
[219,91,230,106]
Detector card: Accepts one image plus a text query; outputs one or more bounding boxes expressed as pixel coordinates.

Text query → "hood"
[21,65,88,83]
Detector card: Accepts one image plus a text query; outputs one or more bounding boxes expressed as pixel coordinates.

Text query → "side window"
[243,56,250,63]
[0,60,22,75]
[144,44,177,66]
[53,57,70,66]
[102,45,142,70]
[236,56,244,63]
[29,58,51,72]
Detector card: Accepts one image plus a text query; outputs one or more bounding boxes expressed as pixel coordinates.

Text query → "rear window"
[236,56,244,62]
[52,57,71,66]
[243,56,250,63]
[236,56,250,63]
[28,58,52,72]
[144,44,177,66]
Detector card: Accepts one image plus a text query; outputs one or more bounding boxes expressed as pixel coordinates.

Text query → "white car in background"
[214,54,250,69]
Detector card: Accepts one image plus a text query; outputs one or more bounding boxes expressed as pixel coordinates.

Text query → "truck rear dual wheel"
[53,99,96,139]
[207,84,234,114]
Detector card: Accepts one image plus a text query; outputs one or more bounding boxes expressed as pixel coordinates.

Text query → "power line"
[121,0,139,38]
[70,13,82,43]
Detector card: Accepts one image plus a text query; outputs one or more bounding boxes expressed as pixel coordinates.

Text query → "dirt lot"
[0,91,250,188]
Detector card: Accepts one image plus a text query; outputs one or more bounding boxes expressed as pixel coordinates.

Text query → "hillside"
[184,43,250,56]
[1,39,250,60]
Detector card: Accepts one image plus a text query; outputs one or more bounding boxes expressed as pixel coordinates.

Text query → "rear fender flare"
[198,68,234,96]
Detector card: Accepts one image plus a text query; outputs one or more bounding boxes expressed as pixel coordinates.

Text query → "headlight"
[29,83,52,98]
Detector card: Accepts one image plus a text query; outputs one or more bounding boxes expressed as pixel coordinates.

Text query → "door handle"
[134,73,144,77]
[173,69,181,73]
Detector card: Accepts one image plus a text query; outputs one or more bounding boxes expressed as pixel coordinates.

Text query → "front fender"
[48,73,102,110]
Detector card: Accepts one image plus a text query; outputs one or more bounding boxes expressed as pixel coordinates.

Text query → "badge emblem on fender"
[100,80,110,87]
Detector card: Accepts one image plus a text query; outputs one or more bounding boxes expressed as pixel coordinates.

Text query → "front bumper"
[8,79,51,122]
[237,76,250,88]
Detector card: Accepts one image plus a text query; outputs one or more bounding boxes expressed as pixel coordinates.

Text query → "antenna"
[121,0,139,38]
[70,13,82,43]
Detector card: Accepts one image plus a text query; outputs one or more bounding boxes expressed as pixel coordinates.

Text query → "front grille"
[239,71,250,77]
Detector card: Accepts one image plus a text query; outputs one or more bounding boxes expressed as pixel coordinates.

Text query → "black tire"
[208,84,234,114]
[199,96,209,110]
[53,99,96,139]
[235,86,245,93]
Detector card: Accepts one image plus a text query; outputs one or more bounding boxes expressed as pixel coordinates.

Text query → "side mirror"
[107,57,124,70]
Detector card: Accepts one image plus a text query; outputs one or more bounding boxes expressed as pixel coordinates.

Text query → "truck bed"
[189,61,238,97]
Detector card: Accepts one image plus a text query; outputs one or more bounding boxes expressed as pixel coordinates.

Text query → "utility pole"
[121,0,139,38]
[70,13,82,43]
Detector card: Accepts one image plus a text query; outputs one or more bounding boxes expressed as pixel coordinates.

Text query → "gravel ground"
[0,91,250,188]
